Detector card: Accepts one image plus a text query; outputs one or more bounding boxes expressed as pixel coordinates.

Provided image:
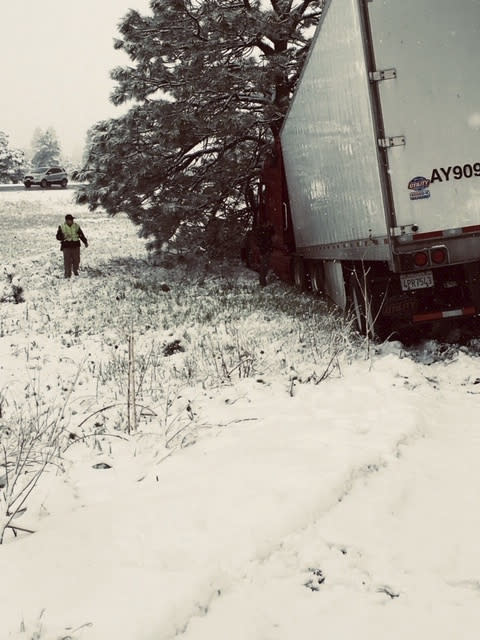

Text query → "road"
[0,183,83,192]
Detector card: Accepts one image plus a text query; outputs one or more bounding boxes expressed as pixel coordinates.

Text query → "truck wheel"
[310,261,324,295]
[24,181,31,189]
[293,258,307,291]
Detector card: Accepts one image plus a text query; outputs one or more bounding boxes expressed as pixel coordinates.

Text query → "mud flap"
[464,262,480,314]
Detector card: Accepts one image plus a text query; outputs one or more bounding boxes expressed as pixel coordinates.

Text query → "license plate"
[400,270,434,291]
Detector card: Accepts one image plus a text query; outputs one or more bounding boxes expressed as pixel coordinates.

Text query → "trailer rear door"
[366,0,480,234]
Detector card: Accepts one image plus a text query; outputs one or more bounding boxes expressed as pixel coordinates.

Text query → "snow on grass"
[1,189,480,639]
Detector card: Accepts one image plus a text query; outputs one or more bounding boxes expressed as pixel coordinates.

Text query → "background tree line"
[78,0,324,258]
[30,127,62,168]
[0,126,74,183]
[0,132,24,184]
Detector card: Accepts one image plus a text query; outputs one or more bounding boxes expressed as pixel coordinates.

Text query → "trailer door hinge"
[369,68,397,82]
[378,136,406,149]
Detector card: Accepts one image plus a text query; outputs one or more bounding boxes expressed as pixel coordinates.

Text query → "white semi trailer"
[249,0,480,336]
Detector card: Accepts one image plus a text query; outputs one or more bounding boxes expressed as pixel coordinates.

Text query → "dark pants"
[63,246,80,278]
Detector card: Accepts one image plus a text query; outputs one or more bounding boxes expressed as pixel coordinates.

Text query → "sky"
[0,0,151,161]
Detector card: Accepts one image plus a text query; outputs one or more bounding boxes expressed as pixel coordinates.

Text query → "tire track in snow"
[170,363,480,639]
[168,401,430,639]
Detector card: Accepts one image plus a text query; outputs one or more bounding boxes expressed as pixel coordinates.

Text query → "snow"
[1,188,480,639]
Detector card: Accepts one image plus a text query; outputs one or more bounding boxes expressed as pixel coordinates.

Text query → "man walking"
[56,214,88,278]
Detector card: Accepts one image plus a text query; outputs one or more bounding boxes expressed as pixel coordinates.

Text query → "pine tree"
[0,132,24,184]
[31,127,62,167]
[78,0,323,256]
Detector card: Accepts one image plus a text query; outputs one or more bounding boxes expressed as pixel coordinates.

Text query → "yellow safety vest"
[61,223,80,242]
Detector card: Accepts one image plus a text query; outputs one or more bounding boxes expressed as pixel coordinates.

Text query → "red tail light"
[430,247,447,265]
[414,251,429,267]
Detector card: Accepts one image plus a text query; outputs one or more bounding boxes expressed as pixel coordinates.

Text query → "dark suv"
[23,167,68,189]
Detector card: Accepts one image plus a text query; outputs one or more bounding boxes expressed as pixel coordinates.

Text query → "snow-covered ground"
[1,189,480,639]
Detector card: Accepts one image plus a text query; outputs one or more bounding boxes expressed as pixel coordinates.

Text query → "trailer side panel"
[280,0,388,253]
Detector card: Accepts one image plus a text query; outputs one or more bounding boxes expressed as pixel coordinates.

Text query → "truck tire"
[40,179,48,189]
[310,261,324,295]
[293,258,307,291]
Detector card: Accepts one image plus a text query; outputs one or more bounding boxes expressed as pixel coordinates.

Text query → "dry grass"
[0,190,366,541]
